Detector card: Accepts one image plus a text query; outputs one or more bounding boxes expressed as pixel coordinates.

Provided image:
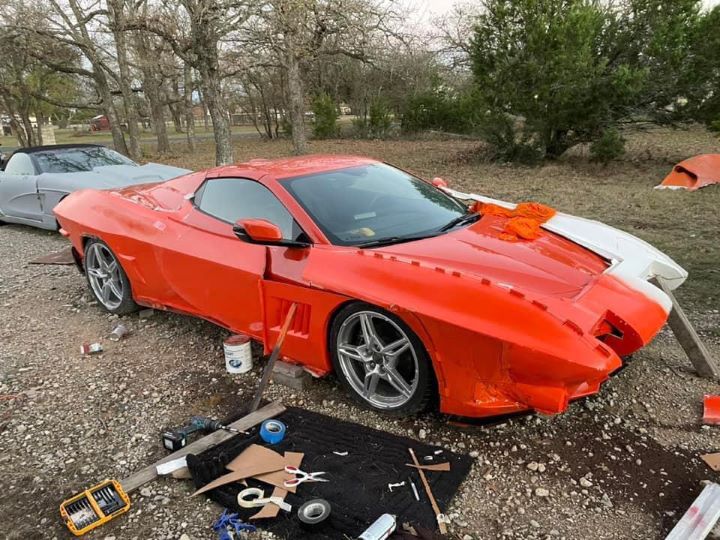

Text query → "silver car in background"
[0,144,190,230]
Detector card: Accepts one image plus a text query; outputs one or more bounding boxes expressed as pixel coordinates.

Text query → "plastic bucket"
[224,334,252,374]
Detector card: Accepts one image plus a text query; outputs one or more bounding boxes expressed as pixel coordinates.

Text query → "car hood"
[38,163,190,190]
[369,216,609,299]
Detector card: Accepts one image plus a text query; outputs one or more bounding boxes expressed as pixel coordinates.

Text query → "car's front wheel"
[84,239,138,315]
[330,303,435,415]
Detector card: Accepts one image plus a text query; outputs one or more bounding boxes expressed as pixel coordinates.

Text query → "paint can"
[109,323,129,341]
[224,334,252,374]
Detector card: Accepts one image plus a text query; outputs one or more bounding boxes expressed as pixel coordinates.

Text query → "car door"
[158,176,306,339]
[0,152,42,221]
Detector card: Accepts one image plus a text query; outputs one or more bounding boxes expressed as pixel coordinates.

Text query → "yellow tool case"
[60,479,130,536]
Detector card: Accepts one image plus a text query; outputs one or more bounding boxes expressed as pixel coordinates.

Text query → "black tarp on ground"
[186,407,472,539]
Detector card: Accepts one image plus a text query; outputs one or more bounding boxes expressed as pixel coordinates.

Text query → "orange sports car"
[54,155,687,418]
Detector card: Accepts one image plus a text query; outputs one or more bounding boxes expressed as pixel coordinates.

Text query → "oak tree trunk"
[96,74,129,156]
[64,0,128,155]
[20,112,35,147]
[11,118,27,147]
[145,76,171,154]
[169,102,183,133]
[35,111,44,145]
[200,66,233,165]
[109,0,142,160]
[183,64,196,153]
[135,32,170,154]
[286,48,307,155]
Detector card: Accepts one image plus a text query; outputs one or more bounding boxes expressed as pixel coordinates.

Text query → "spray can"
[358,514,396,540]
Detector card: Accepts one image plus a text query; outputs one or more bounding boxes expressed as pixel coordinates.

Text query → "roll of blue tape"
[260,419,286,444]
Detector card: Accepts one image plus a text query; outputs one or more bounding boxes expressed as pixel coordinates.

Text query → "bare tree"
[108,0,142,159]
[38,0,130,155]
[131,7,171,154]
[0,1,86,147]
[432,2,481,71]
[241,0,399,154]
[183,63,196,152]
[127,0,252,165]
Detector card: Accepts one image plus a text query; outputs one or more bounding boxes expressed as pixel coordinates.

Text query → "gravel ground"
[1,133,720,540]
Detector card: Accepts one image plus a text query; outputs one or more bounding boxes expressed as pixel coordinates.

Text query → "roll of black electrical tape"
[297,498,331,530]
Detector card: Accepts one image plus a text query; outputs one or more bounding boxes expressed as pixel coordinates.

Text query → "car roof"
[13,143,104,155]
[208,154,380,180]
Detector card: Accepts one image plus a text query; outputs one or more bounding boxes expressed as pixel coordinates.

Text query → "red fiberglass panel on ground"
[657,154,720,191]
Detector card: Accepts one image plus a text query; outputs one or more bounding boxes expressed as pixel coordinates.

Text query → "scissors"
[283,466,329,487]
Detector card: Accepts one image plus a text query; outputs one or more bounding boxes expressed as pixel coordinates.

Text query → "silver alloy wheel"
[85,243,124,310]
[336,310,419,409]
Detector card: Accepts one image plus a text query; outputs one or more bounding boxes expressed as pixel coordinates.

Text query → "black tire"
[329,302,435,415]
[83,238,139,315]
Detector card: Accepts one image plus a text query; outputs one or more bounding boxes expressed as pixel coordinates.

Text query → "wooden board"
[29,247,75,265]
[120,401,285,493]
[655,279,720,380]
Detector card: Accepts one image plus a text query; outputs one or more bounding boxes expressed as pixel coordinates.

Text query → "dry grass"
[148,126,720,315]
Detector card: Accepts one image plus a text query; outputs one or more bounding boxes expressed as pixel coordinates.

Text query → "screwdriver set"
[60,479,130,536]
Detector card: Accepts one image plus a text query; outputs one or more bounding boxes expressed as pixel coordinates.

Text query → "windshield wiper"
[439,212,480,232]
[356,233,440,249]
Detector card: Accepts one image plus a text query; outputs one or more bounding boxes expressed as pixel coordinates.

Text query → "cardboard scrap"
[406,462,451,472]
[249,452,304,520]
[193,445,305,499]
[702,453,720,472]
[225,444,288,473]
[250,486,289,520]
[192,444,287,496]
[252,451,304,493]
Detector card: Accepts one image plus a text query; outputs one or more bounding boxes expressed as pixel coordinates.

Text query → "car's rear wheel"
[330,303,434,415]
[84,239,138,315]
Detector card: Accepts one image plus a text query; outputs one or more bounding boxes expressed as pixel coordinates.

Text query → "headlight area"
[502,339,622,415]
[423,312,625,418]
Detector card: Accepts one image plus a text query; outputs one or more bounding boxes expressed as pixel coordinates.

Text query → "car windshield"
[34,147,137,173]
[282,163,466,246]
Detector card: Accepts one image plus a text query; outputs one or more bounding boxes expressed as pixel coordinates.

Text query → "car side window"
[196,177,302,240]
[4,153,35,175]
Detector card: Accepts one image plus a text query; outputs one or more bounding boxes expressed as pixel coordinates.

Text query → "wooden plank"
[250,303,297,412]
[120,401,285,493]
[408,447,448,534]
[29,247,75,265]
[654,279,720,380]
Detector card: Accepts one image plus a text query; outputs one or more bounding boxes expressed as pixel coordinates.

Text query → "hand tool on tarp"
[59,402,284,536]
[283,465,329,487]
[162,416,246,452]
[250,303,298,412]
[408,447,448,534]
